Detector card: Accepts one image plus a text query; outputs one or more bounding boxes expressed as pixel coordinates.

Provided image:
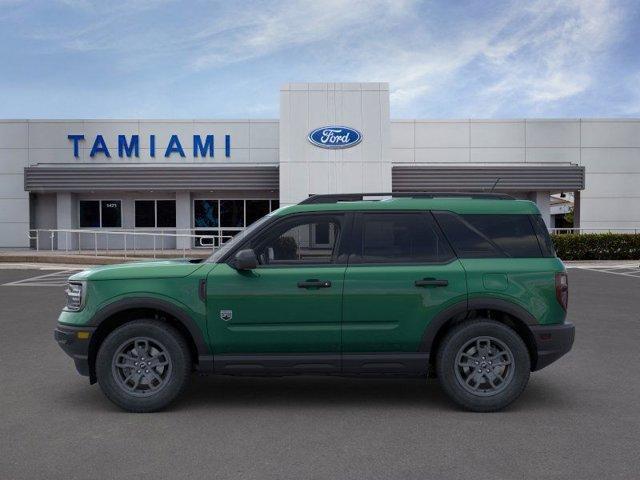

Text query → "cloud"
[1,0,634,118]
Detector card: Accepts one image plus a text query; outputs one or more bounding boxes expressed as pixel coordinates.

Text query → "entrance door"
[206,213,348,372]
[341,211,467,374]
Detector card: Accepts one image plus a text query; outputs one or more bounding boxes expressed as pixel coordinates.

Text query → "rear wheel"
[96,320,191,412]
[436,320,530,412]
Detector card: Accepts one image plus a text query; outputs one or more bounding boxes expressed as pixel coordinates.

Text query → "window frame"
[133,198,177,229]
[78,199,123,229]
[348,210,456,266]
[221,211,351,268]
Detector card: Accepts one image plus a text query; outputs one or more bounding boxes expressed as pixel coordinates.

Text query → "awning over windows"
[24,165,279,192]
[392,164,585,192]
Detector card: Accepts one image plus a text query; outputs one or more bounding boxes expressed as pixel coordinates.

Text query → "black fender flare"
[419,297,538,353]
[87,297,211,362]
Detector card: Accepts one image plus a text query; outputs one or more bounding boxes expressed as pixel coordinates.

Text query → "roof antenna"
[490,178,501,192]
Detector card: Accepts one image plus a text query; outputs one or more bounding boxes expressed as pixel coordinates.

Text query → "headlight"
[64,282,85,311]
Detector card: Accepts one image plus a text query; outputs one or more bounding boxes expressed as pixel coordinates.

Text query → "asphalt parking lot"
[0,266,639,480]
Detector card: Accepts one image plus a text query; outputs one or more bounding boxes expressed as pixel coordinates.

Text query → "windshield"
[206,213,273,263]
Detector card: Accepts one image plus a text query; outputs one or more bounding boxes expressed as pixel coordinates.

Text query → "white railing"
[27,228,237,258]
[549,228,639,234]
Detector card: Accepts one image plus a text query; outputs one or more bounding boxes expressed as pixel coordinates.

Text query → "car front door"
[341,211,467,374]
[206,213,348,372]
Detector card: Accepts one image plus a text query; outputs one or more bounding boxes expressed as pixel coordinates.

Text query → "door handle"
[297,279,332,289]
[415,278,448,287]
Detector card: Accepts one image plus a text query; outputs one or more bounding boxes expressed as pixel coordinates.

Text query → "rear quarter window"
[433,212,547,258]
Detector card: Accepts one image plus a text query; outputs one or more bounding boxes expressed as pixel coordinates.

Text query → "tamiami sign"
[67,134,232,158]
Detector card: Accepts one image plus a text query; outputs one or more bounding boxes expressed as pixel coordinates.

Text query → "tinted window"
[101,201,121,228]
[79,201,100,228]
[194,200,219,228]
[355,212,453,264]
[246,200,270,225]
[530,214,555,257]
[434,212,542,258]
[220,200,244,227]
[156,200,176,228]
[135,201,155,228]
[251,215,342,265]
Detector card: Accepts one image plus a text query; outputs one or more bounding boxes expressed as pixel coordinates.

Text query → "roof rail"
[298,191,515,204]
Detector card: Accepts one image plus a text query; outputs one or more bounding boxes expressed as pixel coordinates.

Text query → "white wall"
[391,118,640,230]
[0,121,30,247]
[279,83,391,206]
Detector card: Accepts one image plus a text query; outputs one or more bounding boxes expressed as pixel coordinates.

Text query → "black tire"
[436,319,530,412]
[96,320,191,413]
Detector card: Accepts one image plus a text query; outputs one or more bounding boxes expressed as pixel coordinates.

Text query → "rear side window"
[353,212,454,264]
[434,212,544,258]
[530,214,556,257]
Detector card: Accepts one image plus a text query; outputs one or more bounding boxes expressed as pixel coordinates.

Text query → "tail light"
[555,272,568,311]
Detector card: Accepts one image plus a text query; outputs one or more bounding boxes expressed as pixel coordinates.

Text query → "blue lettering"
[89,134,111,158]
[225,134,231,158]
[150,135,155,157]
[165,134,185,158]
[118,135,139,157]
[67,134,84,158]
[193,135,214,157]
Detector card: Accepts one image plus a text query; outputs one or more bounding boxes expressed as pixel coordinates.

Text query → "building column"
[573,191,581,229]
[175,191,191,250]
[56,192,78,250]
[532,191,551,228]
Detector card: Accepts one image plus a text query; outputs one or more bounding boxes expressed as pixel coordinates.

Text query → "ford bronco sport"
[55,192,574,412]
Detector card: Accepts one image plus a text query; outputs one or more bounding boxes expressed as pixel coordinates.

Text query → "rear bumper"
[54,324,96,377]
[531,322,575,371]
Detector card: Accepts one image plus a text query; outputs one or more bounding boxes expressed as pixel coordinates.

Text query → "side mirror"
[233,249,258,270]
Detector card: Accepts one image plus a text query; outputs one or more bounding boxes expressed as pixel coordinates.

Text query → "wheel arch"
[421,298,539,372]
[86,298,212,384]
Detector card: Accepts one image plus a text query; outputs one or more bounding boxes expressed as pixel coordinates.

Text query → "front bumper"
[54,324,96,377]
[530,321,575,371]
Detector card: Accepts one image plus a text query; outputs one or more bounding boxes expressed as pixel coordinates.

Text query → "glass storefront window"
[220,200,244,227]
[135,200,176,228]
[157,200,176,228]
[80,200,121,228]
[246,200,270,226]
[101,201,122,228]
[135,201,155,228]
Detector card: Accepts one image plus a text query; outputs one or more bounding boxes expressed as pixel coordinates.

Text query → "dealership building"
[0,82,638,249]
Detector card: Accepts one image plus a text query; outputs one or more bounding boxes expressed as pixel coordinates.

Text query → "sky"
[1,0,639,119]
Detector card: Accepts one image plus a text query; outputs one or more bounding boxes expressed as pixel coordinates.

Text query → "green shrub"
[551,233,640,260]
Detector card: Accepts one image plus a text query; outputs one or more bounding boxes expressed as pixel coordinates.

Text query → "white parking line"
[2,269,82,287]
[568,264,640,278]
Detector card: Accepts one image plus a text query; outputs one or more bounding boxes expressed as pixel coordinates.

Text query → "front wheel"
[436,320,530,412]
[96,320,191,412]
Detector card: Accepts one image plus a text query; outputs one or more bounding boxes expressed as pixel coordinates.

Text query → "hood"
[69,259,206,282]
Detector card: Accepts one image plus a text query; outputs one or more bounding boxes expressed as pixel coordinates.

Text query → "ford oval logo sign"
[308,126,362,149]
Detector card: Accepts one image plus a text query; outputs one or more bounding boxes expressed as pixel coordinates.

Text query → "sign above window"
[308,126,362,149]
[67,134,231,159]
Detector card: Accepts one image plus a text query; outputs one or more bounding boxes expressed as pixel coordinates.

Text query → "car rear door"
[341,211,467,374]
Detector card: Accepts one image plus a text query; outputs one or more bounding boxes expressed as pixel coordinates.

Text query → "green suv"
[55,192,574,412]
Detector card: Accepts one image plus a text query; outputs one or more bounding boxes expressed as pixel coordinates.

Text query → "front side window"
[79,200,121,228]
[353,212,453,264]
[249,215,343,266]
[434,212,544,258]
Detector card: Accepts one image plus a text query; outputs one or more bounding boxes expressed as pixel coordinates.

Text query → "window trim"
[221,211,351,268]
[133,198,177,229]
[78,199,123,229]
[348,210,457,266]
